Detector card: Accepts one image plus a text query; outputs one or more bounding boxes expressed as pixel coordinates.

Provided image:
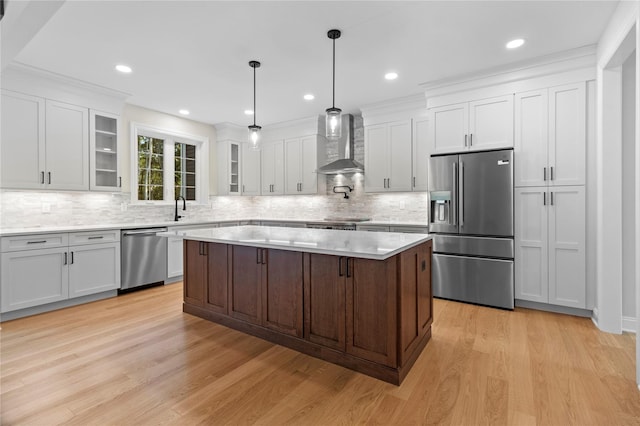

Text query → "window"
[131,123,209,203]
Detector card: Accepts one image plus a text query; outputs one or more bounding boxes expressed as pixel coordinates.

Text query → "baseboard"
[515,299,592,317]
[622,316,637,333]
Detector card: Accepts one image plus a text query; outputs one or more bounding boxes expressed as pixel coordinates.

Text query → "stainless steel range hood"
[317,114,364,174]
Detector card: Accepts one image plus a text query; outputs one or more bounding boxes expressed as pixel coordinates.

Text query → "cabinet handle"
[346,258,352,278]
[203,243,208,256]
[413,177,416,188]
[464,134,468,147]
[543,167,547,181]
[27,240,47,244]
[242,185,245,193]
[70,252,74,264]
[48,172,51,184]
[550,192,554,206]
[543,192,547,206]
[257,248,261,264]
[387,177,391,188]
[64,252,67,265]
[118,177,122,187]
[41,171,45,184]
[469,133,473,146]
[261,248,267,265]
[88,236,104,240]
[338,256,344,277]
[550,166,554,181]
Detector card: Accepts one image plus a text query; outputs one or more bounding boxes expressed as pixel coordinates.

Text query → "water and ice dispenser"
[429,191,452,225]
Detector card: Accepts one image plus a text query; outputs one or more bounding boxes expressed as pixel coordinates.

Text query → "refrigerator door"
[428,154,459,234]
[459,149,513,237]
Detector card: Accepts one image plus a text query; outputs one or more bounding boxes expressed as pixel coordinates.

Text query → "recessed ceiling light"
[115,64,132,73]
[244,109,254,115]
[304,94,315,101]
[385,72,398,80]
[179,109,190,115]
[506,38,525,49]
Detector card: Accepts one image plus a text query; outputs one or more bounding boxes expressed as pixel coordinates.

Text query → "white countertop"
[159,225,431,260]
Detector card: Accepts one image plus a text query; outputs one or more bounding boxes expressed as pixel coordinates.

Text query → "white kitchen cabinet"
[68,242,120,297]
[364,120,412,193]
[429,95,514,155]
[217,141,242,195]
[261,141,284,195]
[1,230,120,313]
[241,144,261,195]
[1,90,45,189]
[285,136,320,195]
[1,247,69,312]
[90,110,120,191]
[45,100,89,190]
[412,117,429,191]
[515,186,585,308]
[514,83,586,187]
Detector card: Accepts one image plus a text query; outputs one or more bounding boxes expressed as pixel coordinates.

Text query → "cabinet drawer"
[1,233,68,252]
[69,230,120,246]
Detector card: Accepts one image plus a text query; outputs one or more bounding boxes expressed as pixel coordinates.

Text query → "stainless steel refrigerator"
[428,149,514,309]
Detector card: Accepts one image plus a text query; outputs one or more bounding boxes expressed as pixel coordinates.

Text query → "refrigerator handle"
[459,161,464,227]
[451,163,457,225]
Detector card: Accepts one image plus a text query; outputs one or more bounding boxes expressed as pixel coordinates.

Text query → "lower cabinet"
[182,239,433,384]
[1,230,120,313]
[515,186,586,308]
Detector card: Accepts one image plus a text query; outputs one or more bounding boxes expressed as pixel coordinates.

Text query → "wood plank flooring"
[1,282,638,425]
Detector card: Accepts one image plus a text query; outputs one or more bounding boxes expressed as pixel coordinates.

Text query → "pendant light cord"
[332,37,336,109]
[253,64,257,126]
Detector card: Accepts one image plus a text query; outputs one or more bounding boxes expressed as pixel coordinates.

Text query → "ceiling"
[7,1,618,127]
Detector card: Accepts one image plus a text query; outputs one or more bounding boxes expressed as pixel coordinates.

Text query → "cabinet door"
[261,141,284,195]
[429,102,468,154]
[299,136,318,194]
[184,240,206,307]
[346,257,397,367]
[205,243,228,314]
[515,90,548,187]
[1,91,45,189]
[45,100,89,190]
[548,83,586,186]
[1,248,69,312]
[90,110,120,191]
[364,124,389,192]
[412,116,429,191]
[68,243,120,297]
[388,120,413,192]
[304,253,346,350]
[242,144,261,195]
[398,242,432,366]
[284,138,302,194]
[167,236,184,278]
[514,188,549,303]
[468,95,514,151]
[229,245,263,324]
[263,249,303,337]
[548,186,585,308]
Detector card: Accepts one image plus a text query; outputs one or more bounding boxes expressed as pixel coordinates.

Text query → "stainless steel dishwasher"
[120,227,168,291]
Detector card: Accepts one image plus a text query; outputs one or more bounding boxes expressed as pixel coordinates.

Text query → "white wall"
[119,104,218,196]
[622,51,637,323]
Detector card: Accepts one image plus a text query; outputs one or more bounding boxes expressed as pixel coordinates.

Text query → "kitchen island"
[162,226,433,385]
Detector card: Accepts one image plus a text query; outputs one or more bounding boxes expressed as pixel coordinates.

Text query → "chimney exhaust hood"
[317,114,364,175]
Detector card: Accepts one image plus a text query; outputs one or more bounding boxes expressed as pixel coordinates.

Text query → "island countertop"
[159,225,431,260]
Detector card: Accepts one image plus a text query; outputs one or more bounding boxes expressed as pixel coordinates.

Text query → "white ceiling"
[8,1,618,127]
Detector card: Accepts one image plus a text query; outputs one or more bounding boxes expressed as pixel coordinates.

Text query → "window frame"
[130,122,209,205]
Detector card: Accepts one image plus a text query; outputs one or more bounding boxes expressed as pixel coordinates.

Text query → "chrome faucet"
[174,196,186,221]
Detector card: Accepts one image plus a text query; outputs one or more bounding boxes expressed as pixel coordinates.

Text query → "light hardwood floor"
[1,282,638,425]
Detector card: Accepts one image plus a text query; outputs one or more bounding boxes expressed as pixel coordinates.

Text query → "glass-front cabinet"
[90,110,120,191]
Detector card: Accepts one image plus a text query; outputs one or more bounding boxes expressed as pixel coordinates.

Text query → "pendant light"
[325,29,342,140]
[248,60,261,150]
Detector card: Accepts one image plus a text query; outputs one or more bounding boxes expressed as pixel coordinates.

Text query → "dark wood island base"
[182,239,433,385]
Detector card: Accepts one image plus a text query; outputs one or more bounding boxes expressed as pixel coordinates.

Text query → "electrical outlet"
[42,202,51,213]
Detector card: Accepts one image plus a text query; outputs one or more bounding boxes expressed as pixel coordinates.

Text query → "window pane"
[150,154,163,170]
[138,152,150,170]
[185,144,196,159]
[186,188,196,200]
[152,139,164,154]
[175,143,182,158]
[174,172,182,188]
[138,185,146,200]
[185,159,196,173]
[175,157,182,171]
[186,173,196,186]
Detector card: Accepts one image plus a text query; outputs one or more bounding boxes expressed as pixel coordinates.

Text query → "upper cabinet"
[514,83,586,187]
[412,116,429,191]
[261,140,285,195]
[364,120,413,192]
[217,140,242,195]
[241,144,261,196]
[284,135,321,195]
[90,110,120,191]
[429,94,514,155]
